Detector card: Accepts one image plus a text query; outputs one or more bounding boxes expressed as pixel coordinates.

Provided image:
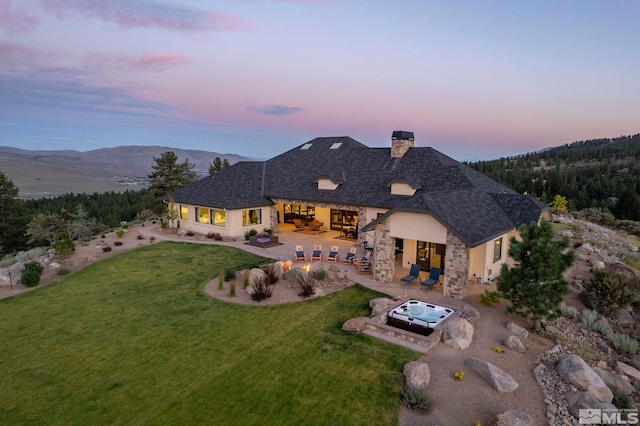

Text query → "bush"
[53,232,75,256]
[160,221,169,230]
[102,245,112,252]
[612,387,633,409]
[116,229,125,238]
[400,386,432,413]
[57,268,71,276]
[243,271,250,289]
[581,309,599,330]
[20,270,41,287]
[224,269,236,282]
[218,271,225,291]
[262,263,279,285]
[149,236,156,243]
[244,229,258,240]
[559,303,579,319]
[229,281,236,297]
[263,228,273,235]
[113,241,123,246]
[137,235,145,240]
[616,220,640,237]
[312,268,326,281]
[480,290,500,307]
[608,333,638,355]
[578,207,616,228]
[298,275,316,299]
[584,268,639,317]
[250,277,273,301]
[136,209,155,222]
[24,261,43,274]
[207,232,222,240]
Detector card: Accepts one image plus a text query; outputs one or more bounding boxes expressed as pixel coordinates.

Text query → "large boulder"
[495,409,534,426]
[249,268,267,286]
[593,316,614,337]
[465,357,519,393]
[369,297,394,309]
[616,361,640,381]
[442,316,474,350]
[594,367,635,396]
[506,322,529,339]
[459,303,480,325]
[557,354,613,403]
[342,317,368,332]
[565,391,616,418]
[503,335,526,353]
[403,361,431,390]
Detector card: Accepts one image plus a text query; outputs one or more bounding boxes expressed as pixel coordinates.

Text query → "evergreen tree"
[146,152,196,213]
[0,171,30,254]
[497,221,575,322]
[208,157,231,175]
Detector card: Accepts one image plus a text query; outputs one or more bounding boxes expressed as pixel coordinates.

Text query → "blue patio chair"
[400,263,421,284]
[421,267,441,290]
[341,247,357,264]
[356,261,372,274]
[326,245,339,263]
[294,245,306,262]
[311,244,322,261]
[353,250,371,267]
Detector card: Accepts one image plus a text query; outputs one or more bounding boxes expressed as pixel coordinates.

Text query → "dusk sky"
[1,1,638,161]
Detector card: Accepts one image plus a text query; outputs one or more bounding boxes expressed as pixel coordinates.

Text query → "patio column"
[373,218,394,282]
[269,205,279,233]
[443,230,469,299]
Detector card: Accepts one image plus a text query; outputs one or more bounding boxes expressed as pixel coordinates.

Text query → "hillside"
[468,134,640,221]
[0,146,249,198]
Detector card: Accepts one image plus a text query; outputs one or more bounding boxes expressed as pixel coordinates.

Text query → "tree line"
[467,134,640,221]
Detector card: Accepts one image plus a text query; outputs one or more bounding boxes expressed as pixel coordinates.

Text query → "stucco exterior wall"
[388,212,447,244]
[175,204,229,236]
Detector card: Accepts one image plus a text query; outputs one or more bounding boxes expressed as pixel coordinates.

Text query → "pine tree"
[0,171,30,254]
[146,152,196,213]
[497,220,575,322]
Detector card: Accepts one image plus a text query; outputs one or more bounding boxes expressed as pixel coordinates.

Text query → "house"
[169,131,549,299]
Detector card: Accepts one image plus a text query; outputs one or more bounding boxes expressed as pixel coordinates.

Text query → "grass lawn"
[0,242,418,425]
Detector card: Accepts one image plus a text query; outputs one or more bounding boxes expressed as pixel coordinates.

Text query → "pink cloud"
[83,51,188,72]
[0,42,53,68]
[41,0,254,32]
[0,0,39,34]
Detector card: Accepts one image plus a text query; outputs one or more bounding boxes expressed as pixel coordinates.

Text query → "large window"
[242,209,262,226]
[416,241,446,271]
[180,205,189,220]
[212,209,226,227]
[493,238,503,263]
[283,204,315,223]
[196,207,209,224]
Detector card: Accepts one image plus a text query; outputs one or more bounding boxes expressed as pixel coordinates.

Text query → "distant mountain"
[0,145,250,198]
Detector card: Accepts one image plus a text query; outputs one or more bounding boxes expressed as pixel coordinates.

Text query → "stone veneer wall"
[391,140,414,158]
[269,205,279,233]
[443,231,469,299]
[373,218,394,282]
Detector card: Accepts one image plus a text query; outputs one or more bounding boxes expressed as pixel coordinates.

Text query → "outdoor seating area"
[292,219,326,234]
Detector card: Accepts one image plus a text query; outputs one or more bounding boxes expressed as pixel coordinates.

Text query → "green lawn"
[0,242,417,425]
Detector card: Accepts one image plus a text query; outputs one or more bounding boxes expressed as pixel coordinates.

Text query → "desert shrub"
[244,229,258,240]
[136,209,155,222]
[207,232,222,240]
[149,236,156,243]
[250,276,273,301]
[16,247,46,263]
[20,270,41,287]
[311,267,326,281]
[298,275,316,299]
[621,254,640,271]
[262,263,280,285]
[559,304,579,319]
[608,333,639,355]
[24,262,43,274]
[616,220,640,237]
[57,268,71,276]
[592,321,614,340]
[400,386,432,413]
[53,232,75,256]
[612,387,633,409]
[584,268,639,317]
[480,290,500,307]
[218,271,225,290]
[102,245,112,252]
[113,241,123,246]
[243,271,250,288]
[160,221,169,230]
[229,281,236,297]
[137,235,145,240]
[578,207,616,228]
[224,269,236,282]
[116,229,125,238]
[581,309,599,330]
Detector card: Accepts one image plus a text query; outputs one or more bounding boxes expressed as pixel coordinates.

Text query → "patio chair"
[294,245,306,262]
[400,263,421,284]
[356,261,372,274]
[341,247,357,264]
[353,250,371,267]
[293,219,307,232]
[421,267,441,290]
[309,219,324,232]
[311,245,322,261]
[326,245,339,263]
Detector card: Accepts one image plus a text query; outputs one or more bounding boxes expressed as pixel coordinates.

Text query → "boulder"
[506,322,529,339]
[325,264,341,282]
[465,357,519,393]
[459,303,480,325]
[593,316,613,337]
[616,361,640,381]
[442,316,474,350]
[565,391,616,418]
[495,409,534,426]
[626,243,638,252]
[627,354,640,371]
[561,230,574,239]
[590,260,605,270]
[571,279,584,291]
[577,253,589,262]
[617,309,635,327]
[403,361,431,390]
[342,317,368,332]
[581,243,595,253]
[371,302,391,317]
[594,367,635,396]
[578,291,600,311]
[503,335,526,353]
[557,354,613,403]
[369,297,394,309]
[249,268,267,286]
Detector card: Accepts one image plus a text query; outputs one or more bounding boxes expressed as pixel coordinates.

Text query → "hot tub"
[387,300,455,336]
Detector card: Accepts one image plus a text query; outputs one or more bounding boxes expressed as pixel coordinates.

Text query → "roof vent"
[301,143,313,150]
[330,142,342,150]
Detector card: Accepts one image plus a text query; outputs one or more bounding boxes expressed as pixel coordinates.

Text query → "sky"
[0,1,638,162]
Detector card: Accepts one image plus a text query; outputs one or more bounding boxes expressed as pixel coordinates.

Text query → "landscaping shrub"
[137,235,145,240]
[160,221,169,230]
[20,270,41,287]
[136,209,155,222]
[218,271,225,291]
[578,207,616,228]
[206,232,222,240]
[480,290,500,307]
[243,271,250,288]
[149,236,156,243]
[616,220,640,237]
[298,274,316,299]
[224,269,236,282]
[102,245,112,252]
[24,261,44,274]
[312,268,326,281]
[584,268,639,317]
[559,304,579,319]
[263,228,273,235]
[612,387,633,409]
[262,263,279,285]
[57,268,71,276]
[244,229,258,240]
[581,309,599,330]
[250,276,273,301]
[186,231,195,237]
[1,248,47,267]
[116,229,125,238]
[229,281,236,297]
[400,386,432,413]
[114,241,123,246]
[53,232,75,256]
[608,333,639,355]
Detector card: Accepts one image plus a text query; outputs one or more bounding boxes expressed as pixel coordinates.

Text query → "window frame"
[242,208,262,226]
[493,238,503,263]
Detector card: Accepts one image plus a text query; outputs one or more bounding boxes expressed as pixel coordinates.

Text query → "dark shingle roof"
[170,162,272,210]
[172,136,547,246]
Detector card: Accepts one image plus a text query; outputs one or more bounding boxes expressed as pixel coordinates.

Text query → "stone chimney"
[391,131,414,158]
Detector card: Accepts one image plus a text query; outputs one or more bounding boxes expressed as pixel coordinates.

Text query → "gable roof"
[171,135,547,246]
